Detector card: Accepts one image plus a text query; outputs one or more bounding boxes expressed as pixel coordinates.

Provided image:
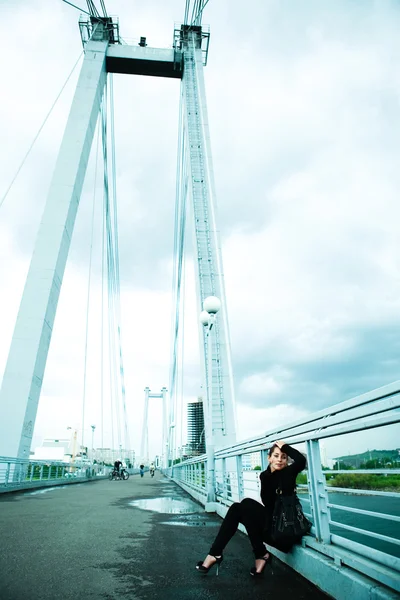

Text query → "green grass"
[326,473,400,490]
[295,472,400,491]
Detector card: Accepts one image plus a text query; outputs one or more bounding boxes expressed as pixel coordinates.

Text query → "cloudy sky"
[1,0,399,462]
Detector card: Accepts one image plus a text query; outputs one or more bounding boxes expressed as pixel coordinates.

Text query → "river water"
[303,491,400,558]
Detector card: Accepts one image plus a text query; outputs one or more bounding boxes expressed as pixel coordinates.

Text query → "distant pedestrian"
[139,464,145,478]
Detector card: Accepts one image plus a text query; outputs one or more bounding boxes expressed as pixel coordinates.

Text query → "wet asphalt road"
[0,473,329,600]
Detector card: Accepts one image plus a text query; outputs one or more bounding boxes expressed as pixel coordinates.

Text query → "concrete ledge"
[274,543,399,600]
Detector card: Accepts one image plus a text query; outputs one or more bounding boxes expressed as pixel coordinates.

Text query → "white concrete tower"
[180,24,237,449]
[0,21,111,459]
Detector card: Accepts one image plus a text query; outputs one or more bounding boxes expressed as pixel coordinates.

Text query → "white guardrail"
[165,380,400,598]
[0,459,112,491]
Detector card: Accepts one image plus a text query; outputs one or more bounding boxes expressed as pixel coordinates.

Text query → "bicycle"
[109,468,129,481]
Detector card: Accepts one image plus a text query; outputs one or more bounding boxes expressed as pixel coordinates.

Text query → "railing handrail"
[0,455,76,466]
[213,383,400,457]
[212,411,399,459]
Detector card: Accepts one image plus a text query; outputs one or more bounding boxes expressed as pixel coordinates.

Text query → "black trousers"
[209,498,269,559]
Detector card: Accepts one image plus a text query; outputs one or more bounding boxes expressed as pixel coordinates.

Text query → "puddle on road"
[128,497,201,514]
[160,515,217,527]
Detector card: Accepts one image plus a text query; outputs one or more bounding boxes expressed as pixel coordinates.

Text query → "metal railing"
[167,380,400,595]
[0,456,110,492]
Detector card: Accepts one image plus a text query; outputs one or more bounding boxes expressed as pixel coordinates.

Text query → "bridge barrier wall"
[0,457,115,493]
[165,380,400,600]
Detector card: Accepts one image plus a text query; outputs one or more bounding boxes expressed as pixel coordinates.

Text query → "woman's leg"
[209,498,267,558]
[236,498,268,558]
[208,502,241,556]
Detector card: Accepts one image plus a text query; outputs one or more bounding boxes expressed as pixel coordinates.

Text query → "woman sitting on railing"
[196,440,306,577]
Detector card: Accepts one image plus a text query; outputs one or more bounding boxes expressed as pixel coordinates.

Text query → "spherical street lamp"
[199,310,210,326]
[203,296,221,314]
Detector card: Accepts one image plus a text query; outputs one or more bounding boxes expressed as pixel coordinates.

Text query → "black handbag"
[270,488,311,545]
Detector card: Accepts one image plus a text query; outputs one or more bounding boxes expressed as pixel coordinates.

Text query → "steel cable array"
[169,87,188,463]
[100,75,131,461]
[0,51,83,211]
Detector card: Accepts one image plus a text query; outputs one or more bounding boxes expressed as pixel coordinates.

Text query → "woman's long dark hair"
[268,444,280,457]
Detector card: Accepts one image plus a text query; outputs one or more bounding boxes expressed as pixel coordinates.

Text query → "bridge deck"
[0,473,329,600]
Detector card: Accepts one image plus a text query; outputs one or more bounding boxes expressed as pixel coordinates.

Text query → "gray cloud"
[234,323,400,412]
[2,0,400,455]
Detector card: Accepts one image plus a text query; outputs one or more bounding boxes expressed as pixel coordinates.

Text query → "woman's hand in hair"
[274,440,286,449]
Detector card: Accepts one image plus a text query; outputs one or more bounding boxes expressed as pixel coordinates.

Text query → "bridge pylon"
[178,25,237,450]
[0,20,111,460]
[140,387,168,467]
[0,13,237,464]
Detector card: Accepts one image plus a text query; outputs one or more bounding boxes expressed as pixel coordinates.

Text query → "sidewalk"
[0,472,329,599]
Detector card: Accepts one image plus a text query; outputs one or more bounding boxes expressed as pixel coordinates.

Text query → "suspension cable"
[100,84,115,455]
[0,51,83,211]
[192,0,210,26]
[190,0,200,25]
[87,0,101,18]
[110,74,131,450]
[100,117,105,463]
[81,116,101,450]
[62,0,91,16]
[108,85,122,456]
[184,0,190,25]
[169,85,188,462]
[109,74,130,456]
[99,0,108,17]
[100,74,130,462]
[179,247,186,452]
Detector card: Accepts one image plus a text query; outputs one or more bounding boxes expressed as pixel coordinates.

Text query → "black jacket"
[259,444,306,512]
[259,444,306,552]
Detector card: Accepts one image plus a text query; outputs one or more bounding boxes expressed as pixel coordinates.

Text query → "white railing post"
[261,448,269,471]
[196,461,201,488]
[236,455,244,501]
[221,457,228,501]
[18,462,25,483]
[306,440,331,544]
[5,462,10,486]
[205,446,216,510]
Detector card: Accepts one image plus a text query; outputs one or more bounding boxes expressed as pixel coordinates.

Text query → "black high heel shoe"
[196,555,223,575]
[250,553,272,577]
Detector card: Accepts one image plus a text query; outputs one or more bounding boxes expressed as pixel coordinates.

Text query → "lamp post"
[67,426,78,464]
[67,426,94,465]
[91,425,96,463]
[200,295,221,509]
